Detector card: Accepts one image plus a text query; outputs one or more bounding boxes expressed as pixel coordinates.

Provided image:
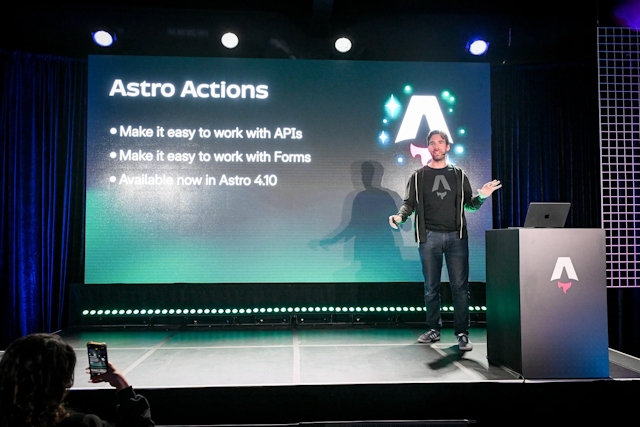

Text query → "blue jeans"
[419,231,470,336]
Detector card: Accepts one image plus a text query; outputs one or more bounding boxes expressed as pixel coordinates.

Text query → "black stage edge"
[65,379,636,426]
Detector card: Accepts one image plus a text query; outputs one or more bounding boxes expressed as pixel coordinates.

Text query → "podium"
[486,228,609,379]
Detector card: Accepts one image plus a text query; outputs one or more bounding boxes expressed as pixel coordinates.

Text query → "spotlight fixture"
[334,37,352,53]
[92,30,115,47]
[221,32,239,49]
[467,39,489,56]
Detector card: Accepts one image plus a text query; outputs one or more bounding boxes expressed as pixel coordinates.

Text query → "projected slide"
[86,55,491,284]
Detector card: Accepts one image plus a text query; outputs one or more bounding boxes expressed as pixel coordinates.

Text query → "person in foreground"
[0,333,154,427]
[389,130,501,352]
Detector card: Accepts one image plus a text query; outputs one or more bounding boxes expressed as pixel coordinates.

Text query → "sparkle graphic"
[385,95,401,118]
[379,131,389,144]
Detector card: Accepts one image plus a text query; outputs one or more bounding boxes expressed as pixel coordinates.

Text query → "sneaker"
[457,333,473,351]
[418,329,441,343]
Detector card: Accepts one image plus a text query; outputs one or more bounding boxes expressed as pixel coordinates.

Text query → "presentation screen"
[86,55,492,284]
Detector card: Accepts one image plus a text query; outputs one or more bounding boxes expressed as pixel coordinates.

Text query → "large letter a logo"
[395,96,453,166]
[550,257,579,294]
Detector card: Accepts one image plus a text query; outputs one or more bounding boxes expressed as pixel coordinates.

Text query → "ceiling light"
[221,32,239,49]
[467,39,489,56]
[335,37,352,53]
[92,30,115,47]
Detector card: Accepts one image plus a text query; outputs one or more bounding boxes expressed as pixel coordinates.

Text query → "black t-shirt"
[421,165,457,232]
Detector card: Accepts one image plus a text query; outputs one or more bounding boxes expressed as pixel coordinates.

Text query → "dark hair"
[426,129,450,145]
[0,333,76,427]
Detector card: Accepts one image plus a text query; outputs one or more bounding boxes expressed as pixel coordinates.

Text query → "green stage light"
[79,305,466,318]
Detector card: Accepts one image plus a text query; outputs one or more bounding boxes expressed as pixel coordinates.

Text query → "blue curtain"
[0,50,86,348]
[491,61,602,229]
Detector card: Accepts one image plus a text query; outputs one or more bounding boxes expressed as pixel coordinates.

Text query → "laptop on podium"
[522,202,571,228]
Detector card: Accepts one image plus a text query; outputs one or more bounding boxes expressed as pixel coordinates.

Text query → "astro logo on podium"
[550,257,579,294]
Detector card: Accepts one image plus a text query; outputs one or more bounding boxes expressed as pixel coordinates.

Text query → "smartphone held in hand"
[87,341,108,378]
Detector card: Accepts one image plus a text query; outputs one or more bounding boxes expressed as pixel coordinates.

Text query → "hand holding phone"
[87,341,108,379]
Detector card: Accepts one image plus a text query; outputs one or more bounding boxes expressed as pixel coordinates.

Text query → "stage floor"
[56,325,640,389]
[5,325,640,425]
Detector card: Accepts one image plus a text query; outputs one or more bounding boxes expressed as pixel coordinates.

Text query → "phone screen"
[87,342,108,378]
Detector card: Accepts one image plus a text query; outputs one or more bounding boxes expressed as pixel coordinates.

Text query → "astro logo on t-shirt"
[432,175,451,199]
[550,257,579,294]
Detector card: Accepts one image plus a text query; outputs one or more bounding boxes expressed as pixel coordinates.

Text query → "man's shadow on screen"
[308,160,409,281]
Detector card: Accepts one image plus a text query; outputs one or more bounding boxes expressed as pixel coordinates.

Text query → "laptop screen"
[523,202,571,228]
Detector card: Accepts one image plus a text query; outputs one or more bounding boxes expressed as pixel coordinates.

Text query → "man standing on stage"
[388,130,501,351]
